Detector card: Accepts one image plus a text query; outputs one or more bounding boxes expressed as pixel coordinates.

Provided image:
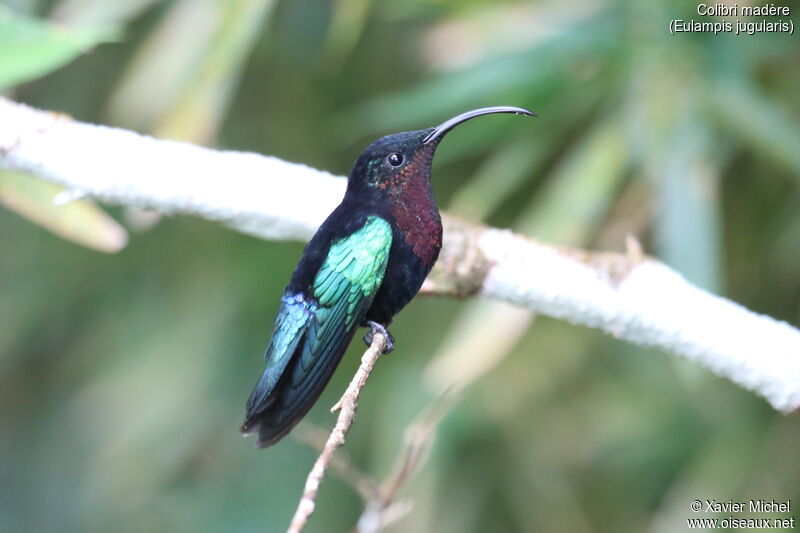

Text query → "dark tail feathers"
[241,327,357,448]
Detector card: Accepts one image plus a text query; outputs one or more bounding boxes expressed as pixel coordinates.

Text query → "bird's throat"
[388,177,442,266]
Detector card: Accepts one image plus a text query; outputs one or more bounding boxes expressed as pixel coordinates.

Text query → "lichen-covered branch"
[1,97,799,412]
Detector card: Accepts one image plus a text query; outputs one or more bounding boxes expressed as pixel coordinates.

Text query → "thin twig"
[286,332,387,533]
[292,423,378,501]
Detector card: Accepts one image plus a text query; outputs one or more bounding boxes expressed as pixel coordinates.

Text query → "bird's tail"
[242,319,358,447]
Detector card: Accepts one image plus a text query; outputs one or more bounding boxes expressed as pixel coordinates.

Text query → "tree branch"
[1,97,799,413]
[292,423,377,502]
[286,332,387,533]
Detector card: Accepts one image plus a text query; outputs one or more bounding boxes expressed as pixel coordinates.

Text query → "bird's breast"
[390,203,442,266]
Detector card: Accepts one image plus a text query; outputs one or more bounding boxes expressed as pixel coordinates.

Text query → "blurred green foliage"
[1,0,799,532]
[0,6,115,89]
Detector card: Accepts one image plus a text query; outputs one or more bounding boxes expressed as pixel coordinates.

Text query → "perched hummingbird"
[242,106,535,447]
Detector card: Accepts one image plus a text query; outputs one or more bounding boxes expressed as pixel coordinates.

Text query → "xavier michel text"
[696,499,792,514]
[670,3,795,35]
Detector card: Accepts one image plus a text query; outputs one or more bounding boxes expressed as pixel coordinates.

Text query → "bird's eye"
[387,153,404,167]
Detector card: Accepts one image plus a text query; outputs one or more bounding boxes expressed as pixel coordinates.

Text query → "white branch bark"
[0,98,340,241]
[477,231,800,412]
[2,97,799,413]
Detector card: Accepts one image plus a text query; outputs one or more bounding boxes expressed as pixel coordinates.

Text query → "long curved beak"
[422,106,536,144]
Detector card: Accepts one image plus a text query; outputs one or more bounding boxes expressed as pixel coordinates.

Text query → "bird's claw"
[364,321,395,354]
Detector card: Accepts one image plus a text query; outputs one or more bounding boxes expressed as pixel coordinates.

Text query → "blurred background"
[1,0,799,531]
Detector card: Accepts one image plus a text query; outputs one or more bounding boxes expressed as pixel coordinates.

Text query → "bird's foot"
[364,321,395,354]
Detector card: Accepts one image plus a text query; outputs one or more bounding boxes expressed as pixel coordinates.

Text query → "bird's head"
[347,106,535,197]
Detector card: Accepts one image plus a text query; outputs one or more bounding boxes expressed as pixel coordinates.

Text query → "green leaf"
[447,135,543,221]
[628,61,724,293]
[49,0,159,27]
[338,9,619,140]
[706,79,800,181]
[652,119,723,294]
[0,171,128,252]
[319,0,373,71]
[0,7,116,90]
[154,0,276,143]
[107,0,275,144]
[517,114,628,242]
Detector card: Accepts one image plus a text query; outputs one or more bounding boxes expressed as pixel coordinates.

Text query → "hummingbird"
[241,106,535,447]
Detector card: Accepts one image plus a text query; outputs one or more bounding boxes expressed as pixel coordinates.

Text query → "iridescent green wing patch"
[246,216,393,422]
[281,216,393,403]
[313,216,393,314]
